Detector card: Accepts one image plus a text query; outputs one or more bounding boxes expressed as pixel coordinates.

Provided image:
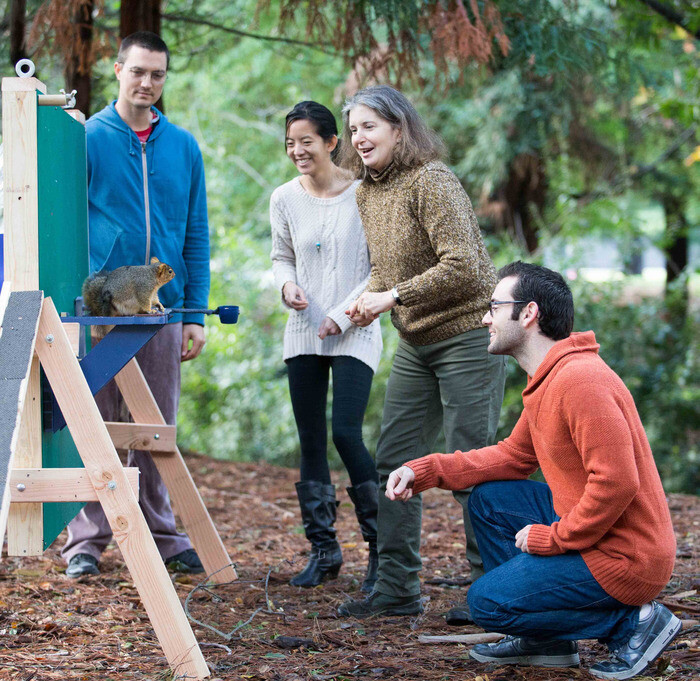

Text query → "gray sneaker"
[65,553,100,578]
[590,602,681,680]
[470,635,580,668]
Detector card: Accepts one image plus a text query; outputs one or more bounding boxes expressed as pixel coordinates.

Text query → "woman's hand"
[386,466,415,502]
[346,291,395,326]
[318,316,342,339]
[282,281,309,310]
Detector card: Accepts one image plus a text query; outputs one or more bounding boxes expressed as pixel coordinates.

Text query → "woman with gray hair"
[338,85,506,619]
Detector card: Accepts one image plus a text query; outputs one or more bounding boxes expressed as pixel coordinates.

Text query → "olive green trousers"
[374,326,506,597]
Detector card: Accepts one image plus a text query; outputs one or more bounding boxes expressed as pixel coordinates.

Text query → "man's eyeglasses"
[124,66,167,84]
[488,300,527,316]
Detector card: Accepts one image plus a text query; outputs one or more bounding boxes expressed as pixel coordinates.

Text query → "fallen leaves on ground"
[0,453,697,680]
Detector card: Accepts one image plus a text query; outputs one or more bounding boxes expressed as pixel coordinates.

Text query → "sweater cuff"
[273,268,297,293]
[405,456,440,494]
[395,281,419,307]
[183,313,205,326]
[327,309,354,333]
[526,523,562,556]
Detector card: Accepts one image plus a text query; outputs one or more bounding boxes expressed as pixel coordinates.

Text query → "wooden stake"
[418,632,505,645]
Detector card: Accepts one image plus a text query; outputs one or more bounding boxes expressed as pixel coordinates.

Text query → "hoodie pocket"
[98,229,127,272]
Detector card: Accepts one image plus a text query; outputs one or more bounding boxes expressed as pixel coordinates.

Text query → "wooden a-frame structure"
[1,74,235,680]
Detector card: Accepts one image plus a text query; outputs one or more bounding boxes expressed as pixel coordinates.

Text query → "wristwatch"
[390,286,402,305]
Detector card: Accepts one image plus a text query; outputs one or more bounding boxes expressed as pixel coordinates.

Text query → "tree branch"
[567,124,697,201]
[636,0,700,39]
[161,12,337,55]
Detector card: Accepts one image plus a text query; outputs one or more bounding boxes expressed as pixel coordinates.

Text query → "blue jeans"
[467,480,639,647]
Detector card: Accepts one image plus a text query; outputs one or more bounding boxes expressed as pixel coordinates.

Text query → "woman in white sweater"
[270,101,382,591]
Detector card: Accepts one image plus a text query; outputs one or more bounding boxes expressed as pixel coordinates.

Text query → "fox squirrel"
[82,257,175,336]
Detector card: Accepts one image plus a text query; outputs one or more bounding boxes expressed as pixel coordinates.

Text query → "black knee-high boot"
[347,479,379,594]
[290,481,343,587]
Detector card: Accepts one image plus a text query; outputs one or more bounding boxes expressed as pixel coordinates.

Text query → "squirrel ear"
[150,256,160,264]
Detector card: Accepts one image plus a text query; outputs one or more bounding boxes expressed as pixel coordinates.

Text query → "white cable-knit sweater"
[270,178,382,372]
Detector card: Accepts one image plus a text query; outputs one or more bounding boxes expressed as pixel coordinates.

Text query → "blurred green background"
[3,0,698,492]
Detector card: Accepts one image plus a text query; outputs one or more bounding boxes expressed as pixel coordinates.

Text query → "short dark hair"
[117,31,170,69]
[498,261,574,341]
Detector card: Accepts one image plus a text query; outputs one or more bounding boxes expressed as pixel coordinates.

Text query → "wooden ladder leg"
[6,356,43,555]
[115,358,236,584]
[35,299,210,680]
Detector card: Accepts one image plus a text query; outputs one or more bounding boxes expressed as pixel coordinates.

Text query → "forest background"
[2,0,698,492]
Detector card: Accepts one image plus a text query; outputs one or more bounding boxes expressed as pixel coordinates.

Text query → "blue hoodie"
[86,102,210,325]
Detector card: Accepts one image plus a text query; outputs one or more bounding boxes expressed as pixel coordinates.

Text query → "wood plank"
[2,78,41,290]
[105,422,177,452]
[65,109,86,124]
[5,357,43,555]
[35,298,209,680]
[115,359,236,583]
[63,322,81,356]
[10,467,139,502]
[3,76,43,556]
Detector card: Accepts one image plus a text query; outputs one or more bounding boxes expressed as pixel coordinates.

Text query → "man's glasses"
[488,300,527,316]
[124,67,167,84]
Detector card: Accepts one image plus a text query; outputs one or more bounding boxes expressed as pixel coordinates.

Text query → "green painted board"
[37,104,90,549]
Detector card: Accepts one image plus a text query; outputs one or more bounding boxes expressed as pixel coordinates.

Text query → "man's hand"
[346,291,395,327]
[318,316,342,339]
[386,466,416,502]
[282,281,309,310]
[182,323,206,361]
[515,524,532,553]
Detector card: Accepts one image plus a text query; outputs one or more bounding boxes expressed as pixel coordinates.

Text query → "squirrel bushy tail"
[82,272,112,317]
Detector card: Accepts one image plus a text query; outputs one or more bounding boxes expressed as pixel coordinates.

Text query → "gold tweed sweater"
[356,160,496,345]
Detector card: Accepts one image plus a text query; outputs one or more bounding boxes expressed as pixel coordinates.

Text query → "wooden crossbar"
[10,467,140,502]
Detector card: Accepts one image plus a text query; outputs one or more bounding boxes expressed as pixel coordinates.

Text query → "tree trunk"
[9,0,27,67]
[500,153,546,253]
[120,0,161,37]
[119,0,164,111]
[662,195,688,318]
[64,0,94,116]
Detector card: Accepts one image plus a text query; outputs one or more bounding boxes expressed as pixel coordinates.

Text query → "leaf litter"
[0,453,697,680]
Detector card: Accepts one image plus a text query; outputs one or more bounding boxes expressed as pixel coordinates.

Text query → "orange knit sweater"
[406,331,676,606]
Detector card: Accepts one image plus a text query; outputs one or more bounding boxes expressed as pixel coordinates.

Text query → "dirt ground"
[0,452,698,680]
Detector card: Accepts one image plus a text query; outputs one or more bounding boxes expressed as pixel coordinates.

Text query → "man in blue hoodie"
[62,31,210,578]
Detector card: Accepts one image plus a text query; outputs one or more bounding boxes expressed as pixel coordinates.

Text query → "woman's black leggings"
[286,354,378,487]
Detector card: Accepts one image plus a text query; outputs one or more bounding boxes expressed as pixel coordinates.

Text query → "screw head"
[45,334,54,343]
[16,483,26,492]
[153,433,160,440]
[107,480,117,490]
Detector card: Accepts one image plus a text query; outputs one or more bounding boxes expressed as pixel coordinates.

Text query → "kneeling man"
[386,262,679,680]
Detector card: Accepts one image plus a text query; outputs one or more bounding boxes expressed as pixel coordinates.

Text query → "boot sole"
[469,650,580,667]
[589,614,682,680]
